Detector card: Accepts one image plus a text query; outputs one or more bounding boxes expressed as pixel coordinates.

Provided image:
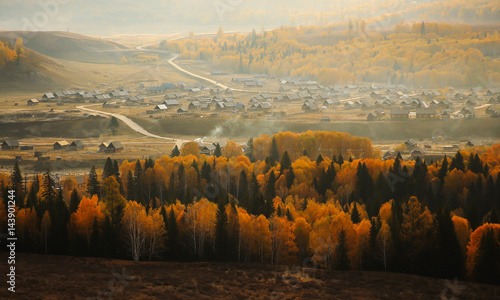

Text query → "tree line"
[162,22,500,88]
[1,132,499,285]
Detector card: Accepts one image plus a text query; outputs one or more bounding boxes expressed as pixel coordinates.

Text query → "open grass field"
[0,253,498,300]
[131,115,500,142]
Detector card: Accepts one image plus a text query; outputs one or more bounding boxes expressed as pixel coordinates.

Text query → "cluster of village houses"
[1,139,124,161]
[25,74,500,122]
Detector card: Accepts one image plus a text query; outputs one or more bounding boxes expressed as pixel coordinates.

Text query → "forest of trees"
[0,38,23,67]
[1,131,499,285]
[162,22,500,88]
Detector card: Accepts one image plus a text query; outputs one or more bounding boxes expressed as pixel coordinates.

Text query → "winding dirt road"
[76,104,188,147]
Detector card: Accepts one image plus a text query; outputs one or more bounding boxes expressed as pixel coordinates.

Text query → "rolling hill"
[0,31,130,63]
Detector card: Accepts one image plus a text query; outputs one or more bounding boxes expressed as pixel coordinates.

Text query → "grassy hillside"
[0,38,69,92]
[0,253,497,299]
[0,31,130,63]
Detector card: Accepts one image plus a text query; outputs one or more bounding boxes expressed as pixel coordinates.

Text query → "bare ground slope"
[0,253,498,299]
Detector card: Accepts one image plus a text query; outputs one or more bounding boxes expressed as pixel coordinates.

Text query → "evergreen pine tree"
[87,166,100,197]
[280,151,292,174]
[113,160,123,195]
[438,156,448,185]
[11,160,23,205]
[167,208,179,257]
[69,188,81,214]
[335,229,350,270]
[436,207,464,278]
[473,228,500,285]
[215,200,229,260]
[245,137,255,162]
[338,154,344,166]
[270,137,280,162]
[214,143,222,157]
[126,170,135,200]
[102,157,114,179]
[171,145,180,157]
[351,202,360,223]
[265,170,276,201]
[237,170,249,208]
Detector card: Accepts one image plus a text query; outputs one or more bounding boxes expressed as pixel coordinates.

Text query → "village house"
[256,102,272,110]
[405,139,418,150]
[416,108,436,119]
[99,142,109,152]
[69,140,85,151]
[188,101,202,110]
[105,141,124,153]
[367,110,385,121]
[177,107,188,115]
[1,140,20,150]
[154,104,168,111]
[323,99,339,107]
[53,140,69,150]
[441,110,452,120]
[390,109,410,120]
[42,93,55,101]
[27,98,39,106]
[302,102,319,112]
[485,106,496,114]
[164,99,180,106]
[460,107,475,119]
[411,149,425,160]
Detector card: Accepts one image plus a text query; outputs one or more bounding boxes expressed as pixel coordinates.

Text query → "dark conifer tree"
[335,229,350,270]
[237,170,249,208]
[126,170,135,200]
[270,137,280,162]
[285,167,295,189]
[338,154,344,166]
[351,202,360,223]
[25,176,39,209]
[113,160,123,195]
[102,157,114,180]
[437,155,448,185]
[87,166,100,197]
[49,189,69,254]
[167,208,179,257]
[43,170,58,204]
[436,207,464,279]
[214,143,222,157]
[69,188,81,214]
[201,160,211,182]
[280,151,292,174]
[171,145,180,157]
[245,137,255,162]
[265,170,276,201]
[215,200,229,260]
[176,164,186,203]
[472,228,500,285]
[11,160,24,206]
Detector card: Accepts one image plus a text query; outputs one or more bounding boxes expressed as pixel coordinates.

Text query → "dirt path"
[76,104,187,148]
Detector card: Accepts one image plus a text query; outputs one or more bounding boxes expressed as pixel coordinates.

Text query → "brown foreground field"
[0,253,499,299]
